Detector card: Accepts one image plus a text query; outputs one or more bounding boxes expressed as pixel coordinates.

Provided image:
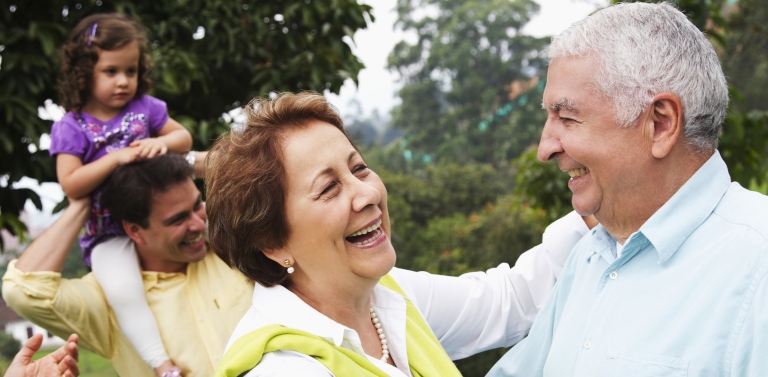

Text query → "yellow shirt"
[2,252,254,377]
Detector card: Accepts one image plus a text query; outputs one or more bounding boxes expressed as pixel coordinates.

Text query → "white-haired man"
[488,2,767,376]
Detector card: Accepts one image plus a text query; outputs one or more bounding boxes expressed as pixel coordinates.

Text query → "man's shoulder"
[712,182,768,245]
[191,251,253,283]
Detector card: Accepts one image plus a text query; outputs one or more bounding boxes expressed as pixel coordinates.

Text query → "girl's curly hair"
[57,13,152,113]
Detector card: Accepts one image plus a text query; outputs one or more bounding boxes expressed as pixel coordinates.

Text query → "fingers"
[57,334,80,376]
[127,139,168,159]
[66,334,79,362]
[60,354,80,376]
[11,333,43,366]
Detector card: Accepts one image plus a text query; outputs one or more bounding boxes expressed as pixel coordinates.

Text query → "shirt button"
[609,271,618,279]
[583,339,592,349]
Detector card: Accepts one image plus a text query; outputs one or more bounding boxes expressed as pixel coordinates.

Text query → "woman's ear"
[648,92,684,159]
[262,248,291,267]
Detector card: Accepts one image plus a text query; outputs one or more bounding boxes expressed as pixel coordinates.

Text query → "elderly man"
[2,154,253,377]
[487,2,767,376]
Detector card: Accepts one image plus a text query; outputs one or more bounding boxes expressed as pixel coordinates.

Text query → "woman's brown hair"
[206,92,352,287]
[57,13,152,113]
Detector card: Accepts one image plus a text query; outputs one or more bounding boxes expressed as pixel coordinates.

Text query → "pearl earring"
[284,259,294,274]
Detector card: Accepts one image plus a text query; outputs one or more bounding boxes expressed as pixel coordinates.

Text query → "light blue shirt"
[488,151,768,377]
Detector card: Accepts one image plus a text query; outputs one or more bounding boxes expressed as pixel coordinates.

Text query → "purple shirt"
[49,95,168,264]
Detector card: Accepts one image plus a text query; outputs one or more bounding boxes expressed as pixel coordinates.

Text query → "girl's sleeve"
[141,95,170,134]
[49,117,88,159]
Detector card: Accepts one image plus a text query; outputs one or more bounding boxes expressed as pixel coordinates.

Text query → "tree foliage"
[0,0,373,249]
[388,0,548,167]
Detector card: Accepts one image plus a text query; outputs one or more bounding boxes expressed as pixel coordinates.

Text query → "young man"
[2,154,254,377]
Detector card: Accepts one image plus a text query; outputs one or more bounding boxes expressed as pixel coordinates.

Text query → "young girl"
[49,13,191,377]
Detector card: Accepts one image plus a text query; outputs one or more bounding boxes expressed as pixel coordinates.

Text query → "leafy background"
[1,0,767,375]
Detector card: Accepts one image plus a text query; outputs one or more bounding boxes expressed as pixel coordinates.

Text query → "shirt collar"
[638,151,731,263]
[250,282,405,348]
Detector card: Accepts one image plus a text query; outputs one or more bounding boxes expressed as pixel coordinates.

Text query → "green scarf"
[215,274,463,376]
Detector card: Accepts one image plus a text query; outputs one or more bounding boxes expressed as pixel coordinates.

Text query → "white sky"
[16,0,607,228]
[326,0,607,118]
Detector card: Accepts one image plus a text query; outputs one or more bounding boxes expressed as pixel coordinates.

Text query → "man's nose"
[537,119,563,162]
[188,211,206,231]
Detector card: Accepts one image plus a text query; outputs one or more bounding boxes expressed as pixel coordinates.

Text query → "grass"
[27,348,118,377]
[68,349,118,376]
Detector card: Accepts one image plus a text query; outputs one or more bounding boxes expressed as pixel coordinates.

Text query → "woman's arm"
[390,211,590,359]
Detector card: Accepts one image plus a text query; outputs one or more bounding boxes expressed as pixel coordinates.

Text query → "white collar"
[234,281,408,358]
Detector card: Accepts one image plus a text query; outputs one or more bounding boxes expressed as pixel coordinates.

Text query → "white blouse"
[225,211,588,376]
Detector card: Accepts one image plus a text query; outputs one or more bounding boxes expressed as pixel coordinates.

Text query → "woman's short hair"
[206,92,351,287]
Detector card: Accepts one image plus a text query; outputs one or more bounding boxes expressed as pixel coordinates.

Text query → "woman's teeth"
[348,219,382,237]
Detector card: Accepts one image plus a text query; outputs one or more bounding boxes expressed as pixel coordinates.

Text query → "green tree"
[512,147,572,222]
[373,161,511,269]
[388,0,549,168]
[721,0,768,114]
[0,332,20,361]
[0,0,373,249]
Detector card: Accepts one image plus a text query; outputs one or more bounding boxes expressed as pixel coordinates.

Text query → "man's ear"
[123,221,146,246]
[648,92,684,159]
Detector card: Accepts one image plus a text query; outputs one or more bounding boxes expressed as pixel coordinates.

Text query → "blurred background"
[1,0,766,375]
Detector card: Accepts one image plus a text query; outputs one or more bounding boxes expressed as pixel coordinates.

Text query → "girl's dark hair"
[57,13,152,113]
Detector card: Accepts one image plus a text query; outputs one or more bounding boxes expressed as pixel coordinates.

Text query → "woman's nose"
[351,179,381,213]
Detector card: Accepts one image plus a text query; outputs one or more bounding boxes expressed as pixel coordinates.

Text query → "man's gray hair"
[546,2,728,153]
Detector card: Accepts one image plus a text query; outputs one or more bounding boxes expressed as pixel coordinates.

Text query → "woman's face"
[273,121,396,290]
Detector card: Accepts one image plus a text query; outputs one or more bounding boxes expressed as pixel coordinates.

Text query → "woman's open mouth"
[345,218,384,246]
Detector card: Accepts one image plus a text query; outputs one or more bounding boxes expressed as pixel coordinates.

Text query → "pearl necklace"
[370,307,390,362]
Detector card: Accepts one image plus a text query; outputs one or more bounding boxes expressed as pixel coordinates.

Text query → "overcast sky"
[326,0,607,119]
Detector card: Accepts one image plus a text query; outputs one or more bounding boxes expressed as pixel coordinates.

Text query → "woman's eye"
[321,182,337,196]
[353,164,369,174]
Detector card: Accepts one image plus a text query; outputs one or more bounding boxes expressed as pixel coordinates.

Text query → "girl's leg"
[90,236,171,370]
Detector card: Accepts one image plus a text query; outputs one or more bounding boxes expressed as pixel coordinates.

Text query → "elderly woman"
[207,92,589,376]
